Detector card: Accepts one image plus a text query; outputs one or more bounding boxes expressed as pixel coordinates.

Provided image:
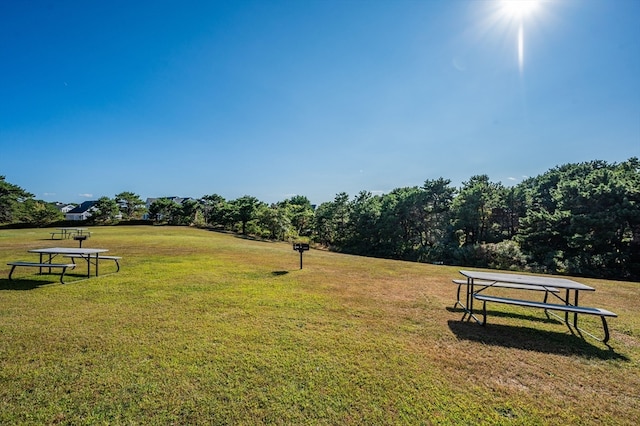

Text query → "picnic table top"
[29,247,108,255]
[459,270,595,291]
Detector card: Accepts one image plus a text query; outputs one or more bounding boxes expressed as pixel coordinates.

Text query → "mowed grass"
[1,226,639,425]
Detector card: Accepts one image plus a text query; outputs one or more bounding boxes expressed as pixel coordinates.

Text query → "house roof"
[67,200,98,214]
[54,203,76,211]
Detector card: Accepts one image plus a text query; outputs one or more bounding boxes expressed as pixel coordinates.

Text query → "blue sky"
[1,0,638,206]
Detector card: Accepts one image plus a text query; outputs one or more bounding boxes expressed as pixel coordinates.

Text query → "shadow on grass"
[271,271,289,276]
[446,306,559,324]
[0,278,56,290]
[448,320,628,360]
[0,272,94,289]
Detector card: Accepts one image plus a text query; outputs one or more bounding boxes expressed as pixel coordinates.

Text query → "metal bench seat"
[473,293,617,343]
[7,262,76,284]
[64,254,122,272]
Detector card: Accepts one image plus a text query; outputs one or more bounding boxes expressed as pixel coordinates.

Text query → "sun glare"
[502,0,539,19]
[497,0,542,73]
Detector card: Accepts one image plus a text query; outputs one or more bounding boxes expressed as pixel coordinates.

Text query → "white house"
[65,201,98,221]
[55,203,76,214]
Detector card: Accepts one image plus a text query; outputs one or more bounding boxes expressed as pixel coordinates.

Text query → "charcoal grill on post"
[293,243,310,269]
[73,235,88,247]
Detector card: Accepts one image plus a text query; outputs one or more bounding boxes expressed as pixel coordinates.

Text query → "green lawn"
[1,226,639,425]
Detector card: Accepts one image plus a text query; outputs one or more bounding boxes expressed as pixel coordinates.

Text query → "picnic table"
[28,247,109,278]
[455,270,617,344]
[50,228,90,240]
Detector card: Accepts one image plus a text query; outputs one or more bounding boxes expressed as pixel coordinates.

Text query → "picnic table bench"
[64,254,122,272]
[7,261,76,284]
[472,293,618,343]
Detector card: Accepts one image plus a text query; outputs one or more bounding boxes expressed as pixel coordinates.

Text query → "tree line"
[1,157,638,280]
[315,159,639,281]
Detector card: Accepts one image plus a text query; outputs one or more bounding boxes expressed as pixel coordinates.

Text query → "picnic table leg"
[466,279,473,319]
[542,289,551,319]
[454,282,462,309]
[601,317,611,344]
[462,279,472,320]
[481,299,487,325]
[573,290,580,329]
[8,264,17,280]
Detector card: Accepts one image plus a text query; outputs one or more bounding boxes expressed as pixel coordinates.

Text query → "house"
[65,201,98,221]
[54,203,76,214]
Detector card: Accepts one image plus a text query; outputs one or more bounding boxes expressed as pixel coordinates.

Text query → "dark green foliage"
[91,196,120,224]
[16,200,64,226]
[0,176,33,224]
[312,180,456,263]
[232,195,263,235]
[115,191,146,220]
[254,195,315,240]
[200,194,230,228]
[257,203,291,240]
[148,197,182,224]
[313,192,351,249]
[179,199,200,225]
[451,175,505,245]
[312,159,639,280]
[517,158,640,279]
[278,195,315,237]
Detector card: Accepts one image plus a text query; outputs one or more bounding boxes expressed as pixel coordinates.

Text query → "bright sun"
[502,0,539,19]
[497,0,542,72]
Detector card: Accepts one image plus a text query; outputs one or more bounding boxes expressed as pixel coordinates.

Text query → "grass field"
[1,226,638,425]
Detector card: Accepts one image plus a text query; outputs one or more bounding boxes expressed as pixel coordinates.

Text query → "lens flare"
[518,25,524,72]
[499,0,540,73]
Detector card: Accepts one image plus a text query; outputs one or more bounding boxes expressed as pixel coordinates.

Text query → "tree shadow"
[233,234,278,243]
[447,320,628,361]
